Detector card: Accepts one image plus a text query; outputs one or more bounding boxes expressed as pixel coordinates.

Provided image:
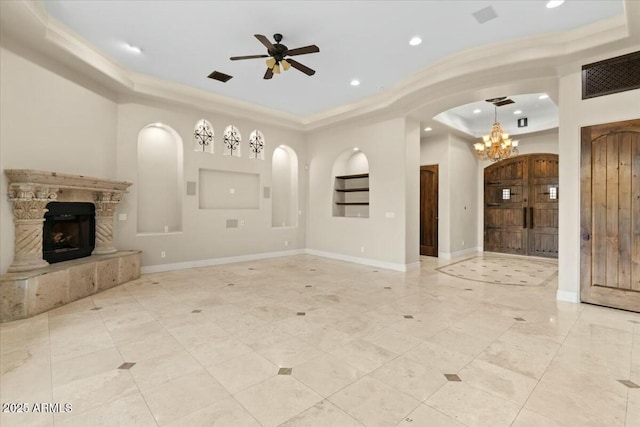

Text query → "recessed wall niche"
[193,119,214,153]
[332,148,370,218]
[272,145,298,227]
[223,125,241,157]
[137,123,183,233]
[199,169,260,209]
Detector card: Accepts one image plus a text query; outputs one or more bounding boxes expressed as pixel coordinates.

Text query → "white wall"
[448,134,478,254]
[307,118,416,268]
[0,45,308,273]
[115,101,308,268]
[404,119,421,265]
[0,46,118,272]
[420,132,478,258]
[137,125,183,233]
[271,146,294,227]
[557,48,640,302]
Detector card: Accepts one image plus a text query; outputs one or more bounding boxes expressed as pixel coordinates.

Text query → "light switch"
[386,212,395,219]
[229,188,235,194]
[118,213,127,221]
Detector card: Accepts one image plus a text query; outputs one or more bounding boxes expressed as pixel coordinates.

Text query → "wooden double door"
[484,154,559,258]
[581,119,640,312]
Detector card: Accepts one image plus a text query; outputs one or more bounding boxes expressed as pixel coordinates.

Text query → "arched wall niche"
[137,123,183,234]
[271,145,298,227]
[332,148,370,218]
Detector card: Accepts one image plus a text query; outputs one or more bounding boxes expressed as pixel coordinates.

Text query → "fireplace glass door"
[43,202,95,263]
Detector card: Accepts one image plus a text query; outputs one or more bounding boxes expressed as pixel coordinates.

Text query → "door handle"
[523,207,527,229]
[530,207,534,229]
[582,231,590,241]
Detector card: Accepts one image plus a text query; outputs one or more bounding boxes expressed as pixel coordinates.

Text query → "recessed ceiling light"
[473,109,482,114]
[538,94,549,99]
[409,36,422,46]
[423,127,433,132]
[125,43,143,54]
[546,0,565,9]
[513,110,523,115]
[350,79,360,86]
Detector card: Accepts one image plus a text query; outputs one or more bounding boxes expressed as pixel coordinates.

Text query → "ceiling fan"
[230,33,320,80]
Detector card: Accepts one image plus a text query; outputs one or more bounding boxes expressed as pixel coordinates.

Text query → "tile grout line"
[508,302,584,426]
[94,288,161,427]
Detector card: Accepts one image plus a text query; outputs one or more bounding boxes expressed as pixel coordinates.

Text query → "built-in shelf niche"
[332,150,370,218]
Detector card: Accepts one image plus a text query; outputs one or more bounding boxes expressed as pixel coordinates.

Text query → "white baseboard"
[438,247,481,260]
[141,249,305,274]
[556,289,580,303]
[405,261,421,271]
[304,249,414,272]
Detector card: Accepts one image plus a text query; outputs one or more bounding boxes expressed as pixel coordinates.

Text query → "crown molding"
[2,0,638,133]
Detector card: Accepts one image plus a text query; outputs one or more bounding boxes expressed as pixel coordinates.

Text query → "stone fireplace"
[1,170,141,322]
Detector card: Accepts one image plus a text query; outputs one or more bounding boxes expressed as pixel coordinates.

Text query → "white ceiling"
[42,0,623,119]
[434,93,559,138]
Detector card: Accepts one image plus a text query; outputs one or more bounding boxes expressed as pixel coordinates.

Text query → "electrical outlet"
[385,212,395,219]
[229,188,235,194]
[164,225,169,233]
[118,213,127,221]
[161,251,166,258]
[360,246,365,253]
[240,220,245,226]
[285,241,289,247]
[461,240,465,246]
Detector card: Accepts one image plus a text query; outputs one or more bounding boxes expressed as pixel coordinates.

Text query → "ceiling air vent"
[472,6,498,24]
[582,51,640,99]
[208,70,233,83]
[486,97,515,107]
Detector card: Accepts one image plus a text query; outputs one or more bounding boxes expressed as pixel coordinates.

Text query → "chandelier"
[473,105,519,162]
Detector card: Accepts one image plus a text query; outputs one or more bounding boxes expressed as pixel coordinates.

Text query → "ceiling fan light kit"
[223,33,320,80]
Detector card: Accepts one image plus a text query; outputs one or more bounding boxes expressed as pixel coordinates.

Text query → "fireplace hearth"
[43,202,95,264]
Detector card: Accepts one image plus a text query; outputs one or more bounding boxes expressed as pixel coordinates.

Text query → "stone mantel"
[4,169,133,272]
[5,169,131,194]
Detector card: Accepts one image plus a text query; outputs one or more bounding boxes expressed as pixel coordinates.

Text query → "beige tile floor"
[1,253,638,427]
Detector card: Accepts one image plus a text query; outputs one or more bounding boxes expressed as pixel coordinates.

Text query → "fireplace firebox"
[43,202,95,264]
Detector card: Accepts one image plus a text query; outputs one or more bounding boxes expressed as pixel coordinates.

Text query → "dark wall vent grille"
[582,51,640,100]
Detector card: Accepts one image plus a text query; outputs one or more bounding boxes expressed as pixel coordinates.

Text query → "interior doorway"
[420,165,438,257]
[580,118,640,312]
[483,154,559,258]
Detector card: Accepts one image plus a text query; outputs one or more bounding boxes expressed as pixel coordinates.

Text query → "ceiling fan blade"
[287,58,316,76]
[264,68,274,80]
[255,34,275,51]
[230,54,270,60]
[286,45,320,56]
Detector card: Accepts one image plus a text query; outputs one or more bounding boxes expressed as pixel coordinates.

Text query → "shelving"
[333,173,369,218]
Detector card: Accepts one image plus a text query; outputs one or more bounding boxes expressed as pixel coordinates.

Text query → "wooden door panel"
[532,157,559,178]
[485,208,525,228]
[485,185,525,205]
[633,135,640,292]
[529,232,558,257]
[581,118,640,312]
[485,154,558,258]
[485,230,525,253]
[420,165,438,257]
[532,208,558,229]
